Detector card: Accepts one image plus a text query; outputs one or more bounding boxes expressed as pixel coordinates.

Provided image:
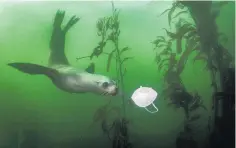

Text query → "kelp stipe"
[178,1,234,97]
[153,2,214,148]
[77,2,133,148]
[176,2,235,147]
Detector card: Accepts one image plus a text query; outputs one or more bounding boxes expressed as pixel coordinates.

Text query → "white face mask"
[131,86,159,114]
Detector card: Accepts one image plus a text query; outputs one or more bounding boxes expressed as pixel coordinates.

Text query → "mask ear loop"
[144,103,159,113]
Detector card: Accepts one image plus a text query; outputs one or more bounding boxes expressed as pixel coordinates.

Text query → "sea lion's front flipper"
[85,63,95,74]
[8,63,58,79]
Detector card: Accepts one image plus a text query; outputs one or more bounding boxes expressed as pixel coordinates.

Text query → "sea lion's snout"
[111,87,118,96]
[94,76,119,96]
[104,83,118,96]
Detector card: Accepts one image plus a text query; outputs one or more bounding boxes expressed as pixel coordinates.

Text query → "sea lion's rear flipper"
[63,15,80,33]
[85,63,95,74]
[49,10,80,66]
[8,63,58,79]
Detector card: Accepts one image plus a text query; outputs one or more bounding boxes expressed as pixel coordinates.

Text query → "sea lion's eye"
[102,82,109,88]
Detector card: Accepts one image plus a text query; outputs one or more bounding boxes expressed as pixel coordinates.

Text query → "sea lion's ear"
[85,63,95,74]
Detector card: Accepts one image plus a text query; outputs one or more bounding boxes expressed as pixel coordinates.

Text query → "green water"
[0,1,234,148]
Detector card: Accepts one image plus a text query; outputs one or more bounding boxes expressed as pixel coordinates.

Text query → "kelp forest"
[77,1,235,148]
[0,1,234,148]
[152,1,234,148]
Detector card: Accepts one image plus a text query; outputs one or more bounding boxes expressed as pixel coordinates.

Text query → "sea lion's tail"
[49,10,80,66]
[63,14,80,33]
[8,63,58,79]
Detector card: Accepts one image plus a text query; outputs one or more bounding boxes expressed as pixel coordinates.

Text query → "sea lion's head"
[90,74,118,96]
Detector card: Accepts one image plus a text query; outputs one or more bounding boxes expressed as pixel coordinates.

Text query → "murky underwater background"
[0,1,235,148]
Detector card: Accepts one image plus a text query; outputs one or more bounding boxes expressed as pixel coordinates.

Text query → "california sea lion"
[8,10,118,96]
